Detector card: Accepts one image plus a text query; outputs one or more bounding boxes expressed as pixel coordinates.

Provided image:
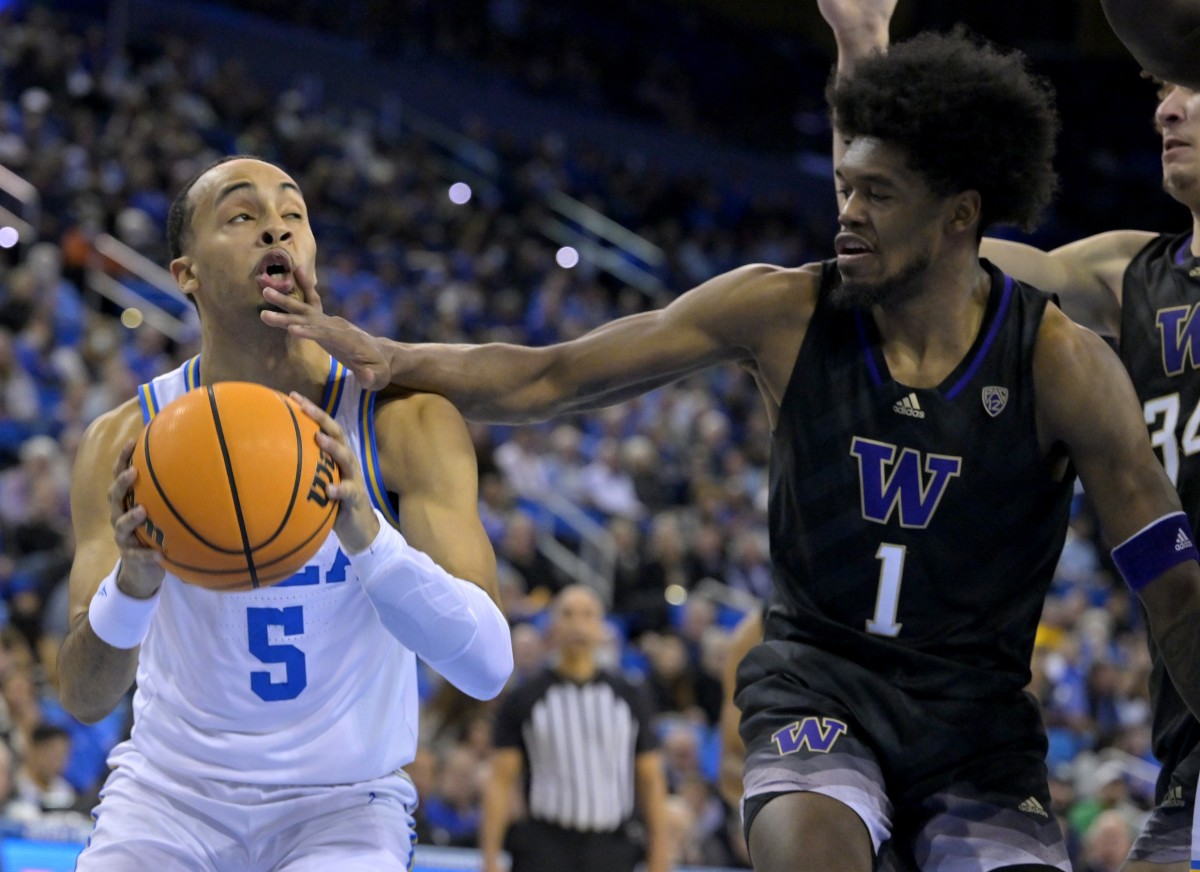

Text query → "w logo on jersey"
[772,717,848,755]
[850,437,962,528]
[1156,304,1200,375]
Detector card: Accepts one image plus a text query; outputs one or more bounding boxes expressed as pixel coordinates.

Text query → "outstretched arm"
[263,264,791,424]
[1035,307,1200,723]
[981,231,1153,337]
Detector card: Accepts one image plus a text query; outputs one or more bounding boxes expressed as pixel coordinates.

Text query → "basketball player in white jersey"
[57,156,514,871]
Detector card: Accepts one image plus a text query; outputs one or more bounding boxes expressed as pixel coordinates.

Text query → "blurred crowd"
[0,3,1178,870]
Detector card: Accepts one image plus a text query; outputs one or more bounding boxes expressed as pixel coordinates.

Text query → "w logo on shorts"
[771,717,848,755]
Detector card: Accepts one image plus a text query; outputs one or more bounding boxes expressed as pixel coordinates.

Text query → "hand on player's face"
[109,440,165,596]
[260,269,393,392]
[289,392,381,554]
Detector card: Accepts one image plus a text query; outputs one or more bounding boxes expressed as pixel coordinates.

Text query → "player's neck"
[199,327,328,403]
[555,650,598,683]
[872,256,990,383]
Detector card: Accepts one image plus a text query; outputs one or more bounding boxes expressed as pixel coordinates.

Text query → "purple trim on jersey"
[945,275,1014,401]
[1176,235,1195,266]
[853,311,884,387]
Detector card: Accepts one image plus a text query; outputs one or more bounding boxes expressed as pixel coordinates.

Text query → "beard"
[831,249,933,311]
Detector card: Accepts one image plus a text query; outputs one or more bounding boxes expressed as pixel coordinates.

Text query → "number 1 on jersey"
[866,543,905,637]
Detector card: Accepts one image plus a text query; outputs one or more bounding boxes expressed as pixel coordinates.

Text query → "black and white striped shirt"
[493,667,657,832]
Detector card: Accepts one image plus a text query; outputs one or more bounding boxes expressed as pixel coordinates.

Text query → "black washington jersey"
[764,260,1075,700]
[1119,230,1200,776]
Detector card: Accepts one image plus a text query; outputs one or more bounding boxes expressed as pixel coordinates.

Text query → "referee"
[481,585,671,872]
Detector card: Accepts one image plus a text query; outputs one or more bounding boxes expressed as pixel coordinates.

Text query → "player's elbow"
[462,636,514,701]
[440,607,513,700]
[58,680,116,725]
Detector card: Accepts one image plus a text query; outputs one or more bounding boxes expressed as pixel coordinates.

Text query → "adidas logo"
[1176,529,1193,552]
[892,392,925,419]
[1163,785,1185,808]
[1018,796,1048,818]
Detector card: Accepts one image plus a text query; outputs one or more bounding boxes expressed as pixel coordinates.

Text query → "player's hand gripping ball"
[129,381,340,590]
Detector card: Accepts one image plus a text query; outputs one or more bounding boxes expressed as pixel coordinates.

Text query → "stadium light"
[555,246,580,269]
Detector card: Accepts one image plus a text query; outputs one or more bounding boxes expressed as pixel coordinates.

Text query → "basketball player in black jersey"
[261,32,1200,872]
[824,2,1200,868]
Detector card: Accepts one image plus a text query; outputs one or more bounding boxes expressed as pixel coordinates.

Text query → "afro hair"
[828,30,1060,233]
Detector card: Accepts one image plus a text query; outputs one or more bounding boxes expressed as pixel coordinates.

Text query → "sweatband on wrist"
[1111,511,1200,592]
[88,563,161,649]
[350,510,512,700]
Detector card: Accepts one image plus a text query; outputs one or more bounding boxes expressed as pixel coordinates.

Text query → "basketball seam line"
[207,386,260,589]
[143,416,237,553]
[157,514,335,577]
[275,396,304,541]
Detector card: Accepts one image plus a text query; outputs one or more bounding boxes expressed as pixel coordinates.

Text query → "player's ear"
[946,190,982,236]
[171,256,200,297]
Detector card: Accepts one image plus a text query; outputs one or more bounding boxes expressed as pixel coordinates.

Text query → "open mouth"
[1165,136,1193,153]
[254,249,295,294]
[835,234,874,258]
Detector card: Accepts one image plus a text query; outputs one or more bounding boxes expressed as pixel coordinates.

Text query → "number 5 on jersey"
[248,606,306,701]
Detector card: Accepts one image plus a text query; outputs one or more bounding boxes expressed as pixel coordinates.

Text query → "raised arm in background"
[820,0,1151,338]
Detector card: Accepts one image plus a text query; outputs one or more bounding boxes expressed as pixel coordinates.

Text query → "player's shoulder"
[1036,300,1106,346]
[691,262,823,348]
[1033,302,1122,388]
[716,261,823,302]
[373,388,465,433]
[70,397,144,501]
[370,388,476,495]
[371,388,472,462]
[77,398,144,463]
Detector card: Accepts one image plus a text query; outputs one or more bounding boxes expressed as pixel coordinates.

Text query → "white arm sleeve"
[348,511,513,700]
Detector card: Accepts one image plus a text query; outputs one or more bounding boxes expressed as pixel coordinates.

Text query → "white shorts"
[77,749,418,871]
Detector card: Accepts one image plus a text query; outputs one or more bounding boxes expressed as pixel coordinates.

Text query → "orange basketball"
[129,381,340,591]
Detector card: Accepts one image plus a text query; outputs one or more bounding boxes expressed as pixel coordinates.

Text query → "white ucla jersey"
[114,356,417,785]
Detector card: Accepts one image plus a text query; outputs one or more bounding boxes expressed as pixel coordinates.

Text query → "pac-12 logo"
[772,717,848,755]
[850,437,962,528]
[982,386,1009,417]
